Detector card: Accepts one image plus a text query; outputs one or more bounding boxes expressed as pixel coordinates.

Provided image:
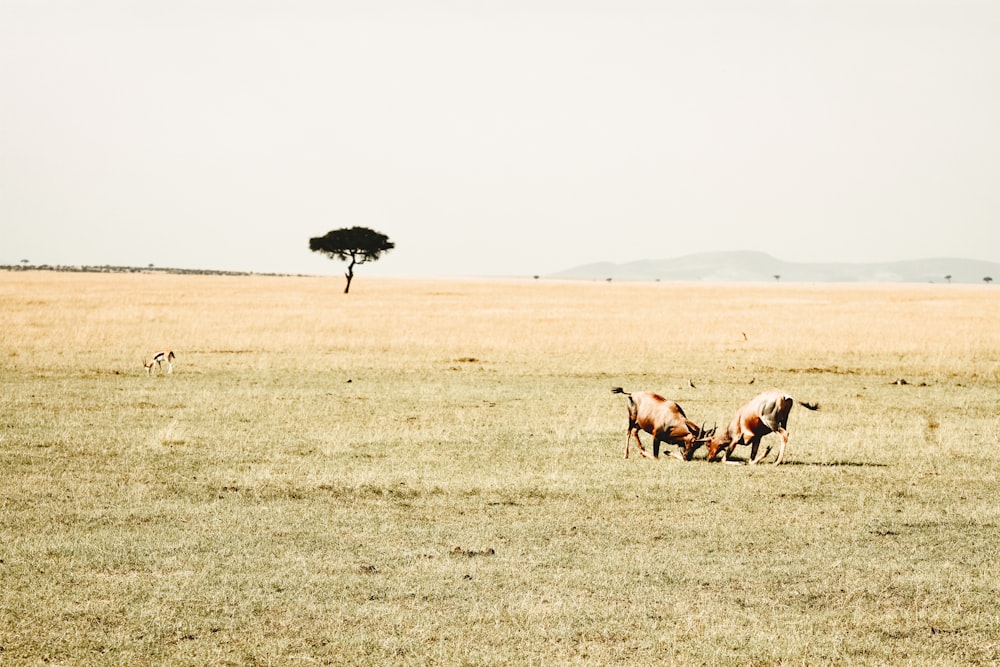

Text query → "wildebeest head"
[679,422,717,460]
[705,432,727,462]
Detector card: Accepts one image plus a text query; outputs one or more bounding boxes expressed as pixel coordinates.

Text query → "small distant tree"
[944,274,952,284]
[309,226,394,293]
[985,276,993,285]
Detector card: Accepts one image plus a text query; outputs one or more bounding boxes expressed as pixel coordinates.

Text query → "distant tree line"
[0,264,295,277]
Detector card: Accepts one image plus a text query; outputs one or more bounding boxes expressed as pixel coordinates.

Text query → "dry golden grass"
[1,271,998,665]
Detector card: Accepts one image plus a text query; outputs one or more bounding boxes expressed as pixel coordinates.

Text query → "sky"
[2,1,999,277]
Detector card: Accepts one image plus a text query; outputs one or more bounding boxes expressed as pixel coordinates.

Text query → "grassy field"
[1,271,998,666]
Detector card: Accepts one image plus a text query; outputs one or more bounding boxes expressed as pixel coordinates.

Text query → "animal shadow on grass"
[771,459,887,468]
[714,452,886,467]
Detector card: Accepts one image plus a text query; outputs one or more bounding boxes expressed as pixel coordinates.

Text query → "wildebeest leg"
[652,436,661,459]
[625,426,646,458]
[719,445,743,465]
[773,428,790,465]
[748,435,766,465]
[714,440,732,462]
[724,436,743,462]
[625,427,638,458]
[636,431,651,458]
[755,435,774,463]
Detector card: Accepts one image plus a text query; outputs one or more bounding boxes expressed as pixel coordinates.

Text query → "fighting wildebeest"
[611,387,714,460]
[706,389,818,465]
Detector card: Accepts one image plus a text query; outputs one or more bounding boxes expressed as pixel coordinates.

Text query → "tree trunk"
[344,256,356,293]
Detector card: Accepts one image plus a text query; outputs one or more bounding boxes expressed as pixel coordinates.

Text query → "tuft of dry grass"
[0,272,998,665]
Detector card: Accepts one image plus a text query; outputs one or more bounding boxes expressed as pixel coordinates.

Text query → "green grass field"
[1,272,998,665]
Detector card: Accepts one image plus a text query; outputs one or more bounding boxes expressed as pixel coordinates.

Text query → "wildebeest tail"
[611,387,628,395]
[798,400,819,411]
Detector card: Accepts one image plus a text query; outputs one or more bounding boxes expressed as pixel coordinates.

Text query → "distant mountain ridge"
[547,252,1000,284]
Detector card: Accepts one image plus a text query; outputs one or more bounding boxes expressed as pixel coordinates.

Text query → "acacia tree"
[309,226,394,293]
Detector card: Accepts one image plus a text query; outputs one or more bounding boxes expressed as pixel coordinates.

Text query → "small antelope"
[144,350,175,375]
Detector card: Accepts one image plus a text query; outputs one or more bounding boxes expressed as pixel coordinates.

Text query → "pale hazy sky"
[3,1,999,277]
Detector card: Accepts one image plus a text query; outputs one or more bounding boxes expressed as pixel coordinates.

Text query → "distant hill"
[547,252,1000,284]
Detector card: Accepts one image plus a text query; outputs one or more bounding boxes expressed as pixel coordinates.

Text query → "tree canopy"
[309,227,394,293]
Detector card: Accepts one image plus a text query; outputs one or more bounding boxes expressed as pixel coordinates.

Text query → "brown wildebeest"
[706,389,818,465]
[611,387,715,460]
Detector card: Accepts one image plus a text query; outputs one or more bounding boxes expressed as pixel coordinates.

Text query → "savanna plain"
[1,271,998,666]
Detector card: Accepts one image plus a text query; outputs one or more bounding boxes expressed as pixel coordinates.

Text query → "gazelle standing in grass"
[144,350,175,375]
